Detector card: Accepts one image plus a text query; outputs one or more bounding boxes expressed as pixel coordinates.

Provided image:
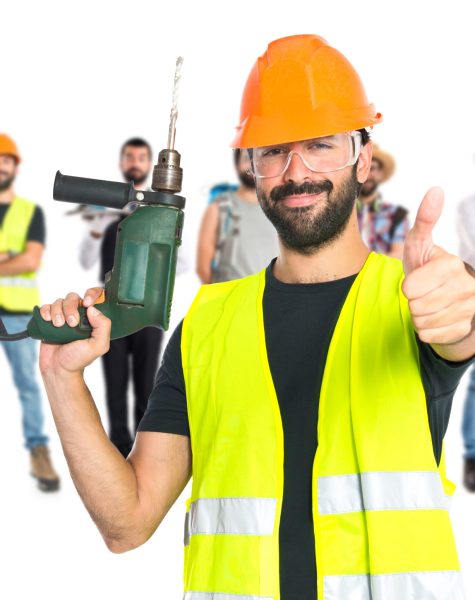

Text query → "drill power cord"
[0,314,29,340]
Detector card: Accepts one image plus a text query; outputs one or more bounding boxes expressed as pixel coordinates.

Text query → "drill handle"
[53,171,138,210]
[27,290,107,343]
[27,305,96,343]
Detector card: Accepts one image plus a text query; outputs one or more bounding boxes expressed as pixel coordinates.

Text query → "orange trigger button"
[79,290,106,308]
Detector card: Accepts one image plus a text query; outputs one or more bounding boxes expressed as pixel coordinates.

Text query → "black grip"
[53,171,135,210]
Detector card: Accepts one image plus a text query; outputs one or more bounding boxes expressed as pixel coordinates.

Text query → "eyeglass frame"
[248,130,363,179]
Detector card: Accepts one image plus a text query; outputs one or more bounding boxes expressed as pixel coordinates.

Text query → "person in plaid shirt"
[356,144,409,259]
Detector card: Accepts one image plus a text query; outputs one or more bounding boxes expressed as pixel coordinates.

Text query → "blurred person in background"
[207,182,238,204]
[77,137,151,271]
[357,144,409,258]
[0,133,59,492]
[457,191,475,491]
[72,204,119,270]
[197,148,279,282]
[99,137,164,458]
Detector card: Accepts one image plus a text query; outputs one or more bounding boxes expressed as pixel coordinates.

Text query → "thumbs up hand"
[402,188,475,354]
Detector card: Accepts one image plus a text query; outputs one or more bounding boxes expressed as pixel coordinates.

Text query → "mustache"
[270,179,333,202]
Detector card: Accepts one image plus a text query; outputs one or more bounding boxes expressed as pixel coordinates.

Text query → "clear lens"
[253,131,361,178]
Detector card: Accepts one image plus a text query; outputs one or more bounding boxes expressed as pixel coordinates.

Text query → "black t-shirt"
[138,261,473,600]
[0,203,46,316]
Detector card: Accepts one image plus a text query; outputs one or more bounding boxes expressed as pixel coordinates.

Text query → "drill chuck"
[152,149,183,194]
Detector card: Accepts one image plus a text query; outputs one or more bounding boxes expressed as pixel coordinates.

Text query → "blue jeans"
[462,364,475,459]
[0,314,48,450]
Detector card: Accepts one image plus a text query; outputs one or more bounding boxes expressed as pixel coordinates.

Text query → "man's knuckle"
[408,299,419,315]
[418,329,431,343]
[412,316,422,329]
[51,299,64,312]
[402,280,414,299]
[450,255,464,274]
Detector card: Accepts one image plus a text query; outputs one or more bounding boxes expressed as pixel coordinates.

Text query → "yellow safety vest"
[0,197,41,312]
[181,252,463,600]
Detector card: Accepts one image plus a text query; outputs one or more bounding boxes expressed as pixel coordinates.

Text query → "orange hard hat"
[231,34,382,148]
[0,133,21,163]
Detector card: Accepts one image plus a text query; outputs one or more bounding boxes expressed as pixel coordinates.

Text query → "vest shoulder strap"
[2,197,36,232]
[0,197,36,253]
[215,192,240,249]
[188,272,261,315]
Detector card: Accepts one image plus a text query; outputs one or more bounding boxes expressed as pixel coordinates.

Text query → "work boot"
[463,458,475,492]
[30,445,60,492]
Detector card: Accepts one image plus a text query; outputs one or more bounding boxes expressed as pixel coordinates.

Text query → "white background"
[1,0,475,598]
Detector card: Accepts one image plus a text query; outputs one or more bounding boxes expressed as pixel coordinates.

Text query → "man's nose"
[283,151,313,183]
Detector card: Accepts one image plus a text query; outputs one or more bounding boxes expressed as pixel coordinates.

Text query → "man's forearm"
[197,263,212,284]
[42,370,144,548]
[0,252,37,275]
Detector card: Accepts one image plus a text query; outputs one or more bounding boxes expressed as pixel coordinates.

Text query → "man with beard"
[356,144,409,259]
[38,36,475,599]
[98,137,164,458]
[78,137,152,270]
[0,133,59,491]
[197,148,278,283]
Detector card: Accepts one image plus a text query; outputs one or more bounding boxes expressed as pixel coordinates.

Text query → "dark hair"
[358,128,370,145]
[120,137,152,159]
[233,148,242,168]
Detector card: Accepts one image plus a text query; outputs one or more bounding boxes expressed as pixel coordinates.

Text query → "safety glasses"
[252,131,362,179]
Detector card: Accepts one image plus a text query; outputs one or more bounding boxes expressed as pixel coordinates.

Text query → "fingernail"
[89,306,98,317]
[83,296,92,306]
[44,310,51,321]
[53,316,63,327]
[67,316,77,327]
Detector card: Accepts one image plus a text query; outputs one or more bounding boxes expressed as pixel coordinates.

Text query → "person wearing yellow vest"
[37,35,475,599]
[0,133,60,492]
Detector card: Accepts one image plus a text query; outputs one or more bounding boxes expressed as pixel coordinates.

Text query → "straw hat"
[371,144,395,183]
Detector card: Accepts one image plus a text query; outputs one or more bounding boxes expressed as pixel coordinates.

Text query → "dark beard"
[123,169,148,186]
[237,169,256,190]
[257,167,361,256]
[0,175,15,192]
[360,179,378,198]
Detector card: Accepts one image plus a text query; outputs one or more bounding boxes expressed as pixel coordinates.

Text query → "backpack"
[211,192,241,275]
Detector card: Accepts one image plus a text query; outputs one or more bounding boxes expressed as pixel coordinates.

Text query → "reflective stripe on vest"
[0,276,38,288]
[184,497,276,546]
[318,471,451,515]
[184,593,273,600]
[323,570,465,600]
[183,571,464,600]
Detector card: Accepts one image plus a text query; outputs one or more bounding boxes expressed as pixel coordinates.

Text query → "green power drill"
[0,58,185,344]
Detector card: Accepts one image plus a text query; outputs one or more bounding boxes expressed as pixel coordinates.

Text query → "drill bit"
[153,56,184,194]
[167,56,183,151]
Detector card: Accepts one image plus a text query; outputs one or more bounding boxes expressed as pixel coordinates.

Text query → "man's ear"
[356,140,373,184]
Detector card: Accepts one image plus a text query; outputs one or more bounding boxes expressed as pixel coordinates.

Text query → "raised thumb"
[403,187,444,273]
